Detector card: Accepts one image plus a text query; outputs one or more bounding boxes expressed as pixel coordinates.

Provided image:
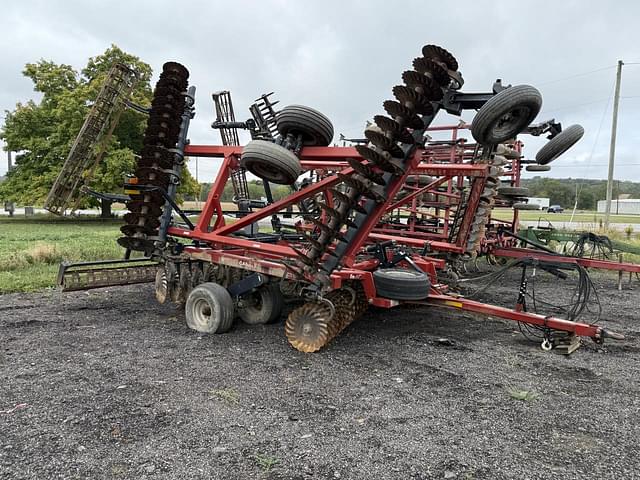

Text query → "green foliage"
[209,387,240,405]
[522,177,639,210]
[0,44,197,206]
[506,387,539,402]
[253,453,279,473]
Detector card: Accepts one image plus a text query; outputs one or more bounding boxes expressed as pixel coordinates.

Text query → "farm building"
[597,199,640,214]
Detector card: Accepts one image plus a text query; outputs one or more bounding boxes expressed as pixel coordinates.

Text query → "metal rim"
[189,297,214,330]
[488,106,532,141]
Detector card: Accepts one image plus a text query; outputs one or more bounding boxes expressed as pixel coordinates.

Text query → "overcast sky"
[1,0,639,184]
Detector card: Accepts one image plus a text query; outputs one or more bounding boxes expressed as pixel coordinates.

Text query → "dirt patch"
[1,271,639,479]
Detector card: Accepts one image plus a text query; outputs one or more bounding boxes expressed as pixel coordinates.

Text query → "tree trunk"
[100,199,112,218]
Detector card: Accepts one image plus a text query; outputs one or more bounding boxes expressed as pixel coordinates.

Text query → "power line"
[540,97,610,115]
[537,65,616,86]
[569,75,616,218]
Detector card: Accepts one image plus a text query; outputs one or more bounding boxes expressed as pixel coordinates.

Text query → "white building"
[597,199,640,215]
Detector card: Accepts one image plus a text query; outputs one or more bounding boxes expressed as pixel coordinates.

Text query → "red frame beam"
[493,247,640,274]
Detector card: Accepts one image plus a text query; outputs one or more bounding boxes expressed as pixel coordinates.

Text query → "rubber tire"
[276,104,334,146]
[185,282,234,334]
[497,186,529,197]
[513,202,540,210]
[238,283,285,325]
[536,124,585,165]
[373,268,430,301]
[240,140,301,185]
[471,85,542,145]
[406,175,435,185]
[526,164,551,172]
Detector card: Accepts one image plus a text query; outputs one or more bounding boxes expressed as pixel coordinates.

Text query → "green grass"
[253,453,279,473]
[0,216,125,293]
[492,208,640,225]
[506,387,539,402]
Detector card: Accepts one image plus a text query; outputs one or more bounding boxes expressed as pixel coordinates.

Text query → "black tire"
[497,186,529,197]
[526,164,551,172]
[536,124,584,165]
[240,140,301,185]
[373,268,430,301]
[185,282,234,333]
[471,85,542,144]
[406,175,435,185]
[238,283,285,325]
[513,202,540,210]
[276,105,334,146]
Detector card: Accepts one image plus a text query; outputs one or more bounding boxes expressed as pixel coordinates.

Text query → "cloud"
[1,0,639,184]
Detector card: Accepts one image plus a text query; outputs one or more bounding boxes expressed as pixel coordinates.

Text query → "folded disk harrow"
[118,62,192,254]
[56,43,624,355]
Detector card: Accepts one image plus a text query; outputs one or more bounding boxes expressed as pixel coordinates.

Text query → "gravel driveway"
[1,271,639,479]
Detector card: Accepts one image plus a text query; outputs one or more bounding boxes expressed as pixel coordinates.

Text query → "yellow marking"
[444,300,463,308]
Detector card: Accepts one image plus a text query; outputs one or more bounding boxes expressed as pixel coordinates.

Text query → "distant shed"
[596,199,640,214]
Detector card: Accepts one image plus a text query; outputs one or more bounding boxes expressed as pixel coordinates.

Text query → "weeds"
[253,453,279,473]
[0,217,129,293]
[210,387,240,405]
[506,387,539,402]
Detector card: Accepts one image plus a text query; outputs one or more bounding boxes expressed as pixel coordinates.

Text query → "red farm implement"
[53,44,625,354]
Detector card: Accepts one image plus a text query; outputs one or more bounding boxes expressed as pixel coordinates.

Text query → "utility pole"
[604,60,623,229]
[6,150,11,172]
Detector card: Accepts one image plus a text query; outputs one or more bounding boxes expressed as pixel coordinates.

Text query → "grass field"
[2,209,640,294]
[492,208,640,225]
[0,216,124,293]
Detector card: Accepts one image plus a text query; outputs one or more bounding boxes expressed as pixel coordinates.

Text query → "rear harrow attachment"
[45,63,138,215]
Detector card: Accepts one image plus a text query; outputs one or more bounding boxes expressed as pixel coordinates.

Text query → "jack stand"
[552,332,581,355]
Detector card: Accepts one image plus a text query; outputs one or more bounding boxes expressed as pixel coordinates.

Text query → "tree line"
[521,177,640,210]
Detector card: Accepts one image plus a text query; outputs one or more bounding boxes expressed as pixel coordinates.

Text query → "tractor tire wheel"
[276,105,334,146]
[471,85,542,145]
[513,202,540,210]
[185,282,234,333]
[240,140,301,185]
[497,186,530,197]
[536,124,585,165]
[238,283,285,325]
[406,175,435,185]
[526,164,551,172]
[373,268,430,301]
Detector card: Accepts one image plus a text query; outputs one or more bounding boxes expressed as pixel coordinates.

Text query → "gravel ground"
[1,270,639,479]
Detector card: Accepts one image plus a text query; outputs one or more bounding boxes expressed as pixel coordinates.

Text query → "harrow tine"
[355,145,394,173]
[291,246,316,267]
[329,188,366,214]
[346,158,386,186]
[316,201,343,222]
[308,216,335,237]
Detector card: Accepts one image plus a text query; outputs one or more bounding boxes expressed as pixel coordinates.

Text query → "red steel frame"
[167,132,621,343]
